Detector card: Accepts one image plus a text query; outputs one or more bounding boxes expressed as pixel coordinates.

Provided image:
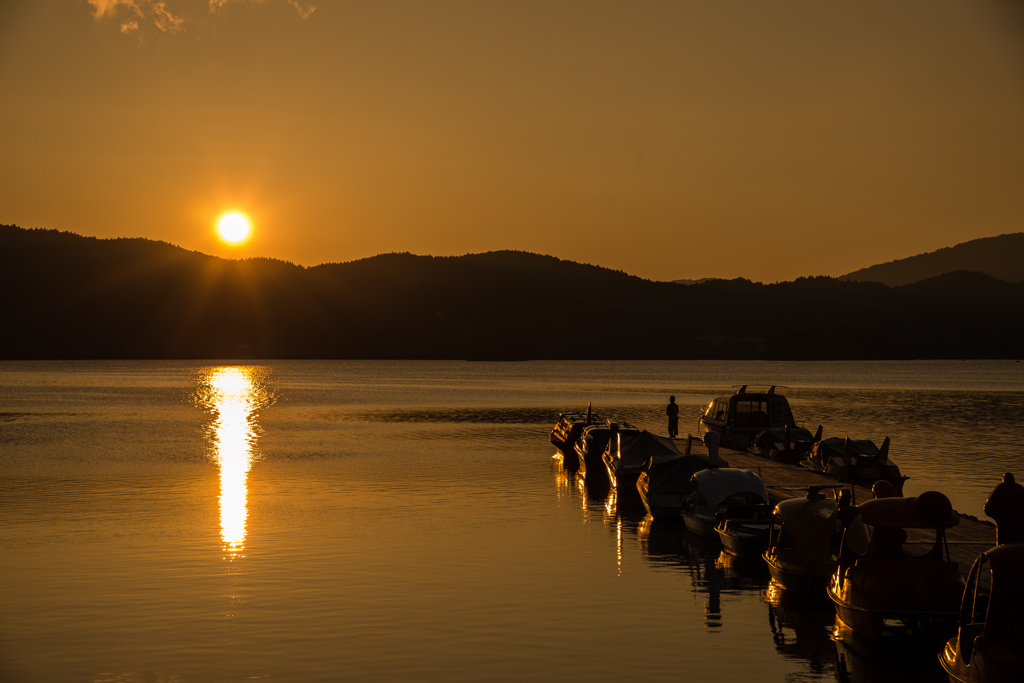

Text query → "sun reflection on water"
[192,366,274,557]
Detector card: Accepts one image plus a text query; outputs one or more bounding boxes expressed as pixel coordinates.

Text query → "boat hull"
[639,490,686,519]
[555,447,580,471]
[578,448,605,480]
[801,460,908,494]
[550,412,601,461]
[825,464,907,494]
[607,466,642,495]
[940,636,1024,683]
[550,430,581,460]
[683,511,718,538]
[716,521,770,558]
[764,552,836,594]
[827,576,959,639]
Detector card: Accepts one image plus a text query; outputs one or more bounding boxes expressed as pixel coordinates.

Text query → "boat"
[637,454,711,519]
[602,430,680,492]
[682,467,770,539]
[802,436,908,494]
[828,490,965,638]
[550,403,601,468]
[699,385,798,450]
[763,486,840,593]
[749,424,822,464]
[575,420,639,480]
[716,510,772,558]
[940,543,1024,683]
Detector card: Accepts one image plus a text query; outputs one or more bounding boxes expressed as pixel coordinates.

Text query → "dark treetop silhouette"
[3,225,1022,360]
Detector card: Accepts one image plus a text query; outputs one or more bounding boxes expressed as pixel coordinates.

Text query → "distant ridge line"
[839,232,1024,286]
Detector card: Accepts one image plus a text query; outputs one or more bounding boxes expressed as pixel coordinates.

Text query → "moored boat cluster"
[550,386,1024,683]
[702,385,907,493]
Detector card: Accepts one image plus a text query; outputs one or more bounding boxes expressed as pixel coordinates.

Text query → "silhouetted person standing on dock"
[666,396,679,439]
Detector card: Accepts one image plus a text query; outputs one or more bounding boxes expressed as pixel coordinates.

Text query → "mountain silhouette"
[2,224,1022,360]
[839,233,1024,286]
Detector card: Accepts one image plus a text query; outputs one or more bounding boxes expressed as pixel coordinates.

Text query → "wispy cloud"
[89,0,315,36]
[285,0,316,20]
[208,0,316,20]
[89,0,137,19]
[88,0,183,32]
[152,2,185,31]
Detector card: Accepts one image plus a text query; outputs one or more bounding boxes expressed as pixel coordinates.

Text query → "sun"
[217,212,252,245]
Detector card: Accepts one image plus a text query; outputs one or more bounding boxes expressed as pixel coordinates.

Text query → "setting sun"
[217,212,252,245]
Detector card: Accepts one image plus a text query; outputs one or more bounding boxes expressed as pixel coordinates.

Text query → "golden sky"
[2,0,1022,282]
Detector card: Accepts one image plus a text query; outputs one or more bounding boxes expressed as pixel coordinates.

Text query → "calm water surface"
[2,360,1023,682]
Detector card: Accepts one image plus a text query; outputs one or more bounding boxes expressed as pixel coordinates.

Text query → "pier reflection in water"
[552,454,958,683]
[192,366,276,555]
[555,456,774,630]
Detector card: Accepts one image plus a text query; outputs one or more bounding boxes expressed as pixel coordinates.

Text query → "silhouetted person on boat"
[666,396,679,439]
[985,472,1024,545]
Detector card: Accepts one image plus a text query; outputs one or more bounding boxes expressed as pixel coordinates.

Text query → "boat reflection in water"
[832,620,950,683]
[551,456,573,503]
[764,580,838,679]
[637,516,688,561]
[193,366,275,556]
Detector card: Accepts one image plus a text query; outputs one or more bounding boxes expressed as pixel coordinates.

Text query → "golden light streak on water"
[604,490,617,518]
[616,517,623,577]
[193,366,274,557]
[552,457,570,502]
[214,369,252,553]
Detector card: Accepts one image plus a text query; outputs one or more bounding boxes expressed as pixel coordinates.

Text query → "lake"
[2,360,1023,682]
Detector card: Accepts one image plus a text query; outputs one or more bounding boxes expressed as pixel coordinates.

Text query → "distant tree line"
[2,224,1021,360]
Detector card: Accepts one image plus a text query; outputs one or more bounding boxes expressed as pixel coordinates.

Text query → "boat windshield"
[733,399,768,429]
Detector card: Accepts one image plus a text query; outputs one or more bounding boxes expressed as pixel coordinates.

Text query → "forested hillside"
[3,225,1021,360]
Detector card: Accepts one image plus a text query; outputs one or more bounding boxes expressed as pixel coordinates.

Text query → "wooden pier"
[674,439,997,573]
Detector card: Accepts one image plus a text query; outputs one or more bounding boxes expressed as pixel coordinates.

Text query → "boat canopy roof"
[618,430,680,461]
[753,427,816,451]
[774,496,837,562]
[986,542,1024,572]
[689,468,769,506]
[719,385,788,398]
[775,496,836,523]
[858,491,959,529]
[642,455,710,495]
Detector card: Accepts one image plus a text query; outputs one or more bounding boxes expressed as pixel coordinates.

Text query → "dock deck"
[674,439,996,573]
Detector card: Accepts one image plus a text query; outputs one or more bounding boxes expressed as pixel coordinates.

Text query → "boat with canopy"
[828,490,965,638]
